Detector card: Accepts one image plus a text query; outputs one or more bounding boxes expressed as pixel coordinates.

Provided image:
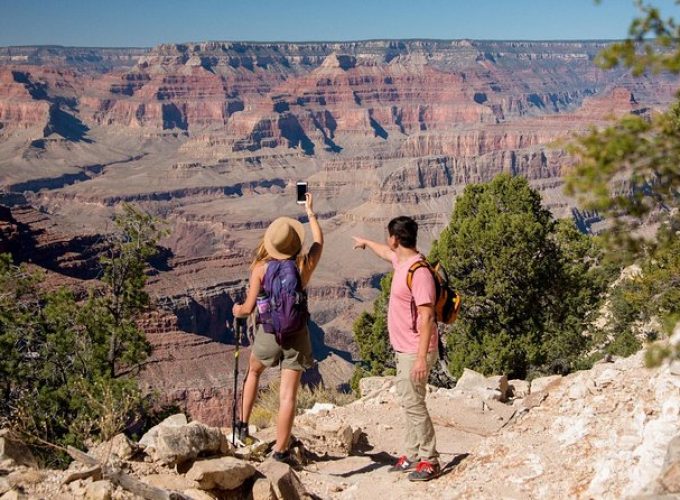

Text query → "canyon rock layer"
[0,40,678,424]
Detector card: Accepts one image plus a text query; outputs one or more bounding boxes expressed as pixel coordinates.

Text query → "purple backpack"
[258,260,309,344]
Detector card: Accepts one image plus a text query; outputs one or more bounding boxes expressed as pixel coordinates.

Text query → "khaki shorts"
[252,324,313,371]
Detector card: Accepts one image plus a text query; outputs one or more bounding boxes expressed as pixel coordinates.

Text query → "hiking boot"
[234,421,249,442]
[388,455,416,473]
[272,450,299,467]
[407,460,441,481]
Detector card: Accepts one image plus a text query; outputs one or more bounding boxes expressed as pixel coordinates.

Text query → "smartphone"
[296,182,307,205]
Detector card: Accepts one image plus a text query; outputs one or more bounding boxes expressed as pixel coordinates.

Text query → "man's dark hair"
[387,216,418,249]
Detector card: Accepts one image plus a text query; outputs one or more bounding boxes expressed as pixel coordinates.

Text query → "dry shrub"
[251,380,355,429]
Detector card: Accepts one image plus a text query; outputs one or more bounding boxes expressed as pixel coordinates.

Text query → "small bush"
[250,380,356,429]
[249,406,276,429]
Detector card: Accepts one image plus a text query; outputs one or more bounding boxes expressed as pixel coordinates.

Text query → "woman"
[232,192,323,463]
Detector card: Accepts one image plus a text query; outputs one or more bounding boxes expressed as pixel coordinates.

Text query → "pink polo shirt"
[388,253,438,354]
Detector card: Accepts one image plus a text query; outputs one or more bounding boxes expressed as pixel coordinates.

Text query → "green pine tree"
[430,174,609,378]
[0,204,165,467]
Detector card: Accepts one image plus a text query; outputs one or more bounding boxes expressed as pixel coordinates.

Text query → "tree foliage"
[0,204,164,466]
[96,204,166,377]
[595,0,680,76]
[595,214,680,361]
[430,175,610,378]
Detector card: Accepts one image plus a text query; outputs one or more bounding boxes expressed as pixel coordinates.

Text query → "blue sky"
[0,0,679,47]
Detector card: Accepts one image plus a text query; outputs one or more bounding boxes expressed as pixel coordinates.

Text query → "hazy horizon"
[1,0,679,47]
[0,37,637,50]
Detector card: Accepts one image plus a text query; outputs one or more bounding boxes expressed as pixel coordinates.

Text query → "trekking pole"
[232,314,247,446]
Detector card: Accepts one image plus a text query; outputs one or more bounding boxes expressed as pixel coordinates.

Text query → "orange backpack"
[406,259,462,324]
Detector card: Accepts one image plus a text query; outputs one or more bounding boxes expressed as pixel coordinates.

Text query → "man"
[353,216,440,481]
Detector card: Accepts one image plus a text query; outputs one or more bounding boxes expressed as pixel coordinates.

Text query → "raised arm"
[306,192,323,247]
[302,192,323,283]
[352,236,395,263]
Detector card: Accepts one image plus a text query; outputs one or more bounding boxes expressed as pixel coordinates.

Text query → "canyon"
[0,40,678,424]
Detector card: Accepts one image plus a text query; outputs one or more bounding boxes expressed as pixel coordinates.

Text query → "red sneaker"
[388,455,415,473]
[408,460,441,481]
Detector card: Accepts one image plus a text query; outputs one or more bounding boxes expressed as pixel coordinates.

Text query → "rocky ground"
[2,329,679,500]
[294,350,680,499]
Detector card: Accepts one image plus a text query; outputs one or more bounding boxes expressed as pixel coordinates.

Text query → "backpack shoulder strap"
[263,260,283,291]
[406,259,433,291]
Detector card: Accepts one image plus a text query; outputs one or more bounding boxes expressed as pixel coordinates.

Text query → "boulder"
[594,368,620,388]
[635,433,680,495]
[257,459,309,500]
[0,431,37,468]
[304,402,336,415]
[252,477,277,500]
[186,457,256,490]
[233,440,270,461]
[143,474,200,491]
[0,491,25,500]
[566,377,596,400]
[139,416,223,465]
[521,390,549,410]
[359,377,394,398]
[455,368,487,390]
[659,434,680,493]
[508,379,530,399]
[68,480,88,498]
[293,418,363,455]
[337,425,355,451]
[529,375,563,394]
[7,469,45,489]
[664,434,680,469]
[182,489,218,500]
[660,462,680,493]
[216,429,235,455]
[88,433,138,462]
[456,369,510,401]
[138,414,188,449]
[85,480,112,500]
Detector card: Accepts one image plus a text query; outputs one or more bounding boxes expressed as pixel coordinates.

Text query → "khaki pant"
[395,351,439,463]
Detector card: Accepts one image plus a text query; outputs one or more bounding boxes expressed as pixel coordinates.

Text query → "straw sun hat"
[263,217,305,260]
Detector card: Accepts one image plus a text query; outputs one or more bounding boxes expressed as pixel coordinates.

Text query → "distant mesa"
[578,86,645,118]
[320,53,356,71]
[185,55,202,67]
